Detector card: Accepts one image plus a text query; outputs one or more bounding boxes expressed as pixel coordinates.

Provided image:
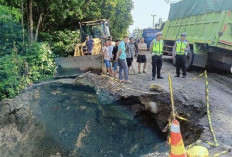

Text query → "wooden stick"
[168,74,176,120]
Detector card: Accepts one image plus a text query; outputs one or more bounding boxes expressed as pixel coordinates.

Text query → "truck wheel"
[172,55,176,66]
[186,50,194,71]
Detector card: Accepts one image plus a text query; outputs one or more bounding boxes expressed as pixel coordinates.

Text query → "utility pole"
[151,14,156,28]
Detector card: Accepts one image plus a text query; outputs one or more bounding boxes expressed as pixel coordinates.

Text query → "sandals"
[125,80,132,84]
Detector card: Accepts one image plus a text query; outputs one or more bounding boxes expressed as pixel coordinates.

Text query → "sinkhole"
[30,82,168,157]
[0,80,204,157]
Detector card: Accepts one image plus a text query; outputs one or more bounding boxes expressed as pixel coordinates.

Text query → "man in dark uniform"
[85,35,94,55]
[173,33,190,78]
[150,32,164,80]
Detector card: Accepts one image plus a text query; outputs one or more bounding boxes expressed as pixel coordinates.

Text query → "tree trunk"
[26,1,30,43]
[21,0,24,44]
[34,13,43,42]
[28,0,34,44]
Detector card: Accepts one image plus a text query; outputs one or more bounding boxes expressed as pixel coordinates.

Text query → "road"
[123,51,232,156]
[0,51,231,157]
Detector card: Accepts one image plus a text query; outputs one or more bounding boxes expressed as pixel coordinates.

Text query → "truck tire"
[172,50,194,71]
[172,55,176,66]
[186,49,194,71]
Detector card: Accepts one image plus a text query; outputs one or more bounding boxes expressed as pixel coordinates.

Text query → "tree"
[0,4,55,100]
[0,5,22,55]
[100,0,134,39]
[0,0,134,100]
[1,0,133,41]
[133,28,143,39]
[28,0,33,43]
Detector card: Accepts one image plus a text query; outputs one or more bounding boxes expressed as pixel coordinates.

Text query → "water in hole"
[32,83,167,157]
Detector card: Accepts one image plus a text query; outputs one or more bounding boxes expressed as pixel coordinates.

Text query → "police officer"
[150,32,164,80]
[173,33,190,78]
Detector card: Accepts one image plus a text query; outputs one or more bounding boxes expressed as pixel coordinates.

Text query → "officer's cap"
[156,32,163,37]
[181,33,187,37]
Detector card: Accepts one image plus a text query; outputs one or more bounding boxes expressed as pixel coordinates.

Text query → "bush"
[40,29,80,57]
[24,42,55,82]
[0,5,23,56]
[0,54,24,100]
[0,5,55,100]
[0,43,55,100]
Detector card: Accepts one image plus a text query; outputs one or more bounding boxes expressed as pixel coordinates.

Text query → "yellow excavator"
[54,19,111,78]
[74,19,111,57]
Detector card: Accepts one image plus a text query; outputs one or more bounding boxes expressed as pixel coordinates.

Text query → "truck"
[162,0,232,72]
[142,28,160,49]
[142,18,164,49]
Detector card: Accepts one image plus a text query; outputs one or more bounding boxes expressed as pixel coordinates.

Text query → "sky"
[129,0,171,32]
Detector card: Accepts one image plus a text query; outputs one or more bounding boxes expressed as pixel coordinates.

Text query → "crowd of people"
[101,36,150,83]
[85,32,189,83]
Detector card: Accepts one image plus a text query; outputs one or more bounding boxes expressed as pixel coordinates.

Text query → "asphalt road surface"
[124,51,232,156]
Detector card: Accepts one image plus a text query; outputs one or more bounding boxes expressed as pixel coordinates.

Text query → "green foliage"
[0,5,23,56]
[0,4,24,100]
[0,4,54,100]
[0,54,24,100]
[24,42,55,82]
[0,5,22,22]
[133,28,143,39]
[59,0,133,39]
[0,43,55,100]
[41,30,80,57]
[0,0,134,100]
[2,0,133,41]
[99,0,134,39]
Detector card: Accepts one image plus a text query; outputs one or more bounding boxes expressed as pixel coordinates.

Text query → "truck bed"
[163,10,232,51]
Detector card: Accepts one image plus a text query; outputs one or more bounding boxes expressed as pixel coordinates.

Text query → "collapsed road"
[0,52,231,157]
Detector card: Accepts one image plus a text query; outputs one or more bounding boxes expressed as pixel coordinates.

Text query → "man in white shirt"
[108,38,114,62]
[137,38,147,74]
[102,41,113,75]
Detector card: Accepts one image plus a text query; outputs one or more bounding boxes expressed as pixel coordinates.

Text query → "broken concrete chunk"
[150,84,163,92]
[148,102,159,114]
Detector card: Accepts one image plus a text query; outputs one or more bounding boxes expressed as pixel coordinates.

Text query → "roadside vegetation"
[0,0,133,100]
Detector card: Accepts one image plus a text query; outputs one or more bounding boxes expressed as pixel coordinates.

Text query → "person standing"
[112,39,120,77]
[150,32,164,80]
[126,37,136,74]
[108,38,114,64]
[116,36,131,83]
[134,39,139,58]
[85,35,94,55]
[137,37,147,74]
[173,33,190,78]
[102,40,113,75]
